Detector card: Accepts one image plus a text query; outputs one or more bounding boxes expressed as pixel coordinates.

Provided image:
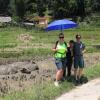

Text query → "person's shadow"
[67,75,88,85]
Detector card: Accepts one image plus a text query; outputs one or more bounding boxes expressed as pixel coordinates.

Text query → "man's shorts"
[74,56,84,69]
[55,58,66,70]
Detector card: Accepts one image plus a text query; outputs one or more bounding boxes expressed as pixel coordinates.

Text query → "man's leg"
[74,68,78,80]
[79,57,84,79]
[74,57,79,80]
[79,68,84,79]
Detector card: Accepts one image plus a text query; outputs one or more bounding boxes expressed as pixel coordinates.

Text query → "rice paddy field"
[0,25,100,100]
[0,26,100,59]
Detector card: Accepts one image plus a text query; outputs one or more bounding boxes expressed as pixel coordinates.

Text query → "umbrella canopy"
[46,19,78,32]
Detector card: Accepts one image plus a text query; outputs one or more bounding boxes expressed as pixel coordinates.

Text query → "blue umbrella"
[46,19,78,32]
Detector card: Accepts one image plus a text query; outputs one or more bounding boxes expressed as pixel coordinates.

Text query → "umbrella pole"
[61,29,63,34]
[61,25,63,33]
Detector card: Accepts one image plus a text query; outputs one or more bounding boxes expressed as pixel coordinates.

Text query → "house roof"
[0,17,11,23]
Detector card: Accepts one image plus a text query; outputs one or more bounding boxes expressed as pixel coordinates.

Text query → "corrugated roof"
[0,17,11,22]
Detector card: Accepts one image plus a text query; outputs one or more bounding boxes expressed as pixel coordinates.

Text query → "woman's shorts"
[55,58,66,70]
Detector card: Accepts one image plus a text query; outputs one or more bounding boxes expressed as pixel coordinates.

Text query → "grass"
[85,64,100,79]
[0,64,100,100]
[0,24,100,99]
[0,26,100,58]
[0,48,51,58]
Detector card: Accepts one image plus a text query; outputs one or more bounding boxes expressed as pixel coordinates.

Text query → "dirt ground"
[56,78,100,100]
[0,53,100,96]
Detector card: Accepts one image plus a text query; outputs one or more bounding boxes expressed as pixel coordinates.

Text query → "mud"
[0,53,100,96]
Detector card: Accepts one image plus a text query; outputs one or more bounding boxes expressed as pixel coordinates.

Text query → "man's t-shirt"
[73,41,85,57]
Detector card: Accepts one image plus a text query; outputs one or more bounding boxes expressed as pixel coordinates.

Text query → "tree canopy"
[0,0,100,21]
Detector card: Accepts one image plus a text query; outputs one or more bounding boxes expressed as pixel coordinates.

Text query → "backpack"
[54,41,67,49]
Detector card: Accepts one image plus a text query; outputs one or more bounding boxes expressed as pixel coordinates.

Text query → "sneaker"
[74,79,81,86]
[54,81,59,87]
[80,76,88,84]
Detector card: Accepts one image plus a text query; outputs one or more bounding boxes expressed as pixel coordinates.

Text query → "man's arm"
[82,43,86,54]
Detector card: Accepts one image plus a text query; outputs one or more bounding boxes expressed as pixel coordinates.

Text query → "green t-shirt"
[54,42,67,58]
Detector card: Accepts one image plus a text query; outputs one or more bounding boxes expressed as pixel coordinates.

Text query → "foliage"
[0,0,99,20]
[0,0,10,15]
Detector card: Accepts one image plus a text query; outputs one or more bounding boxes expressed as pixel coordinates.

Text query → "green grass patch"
[22,48,52,57]
[86,46,100,53]
[85,64,100,79]
[0,48,52,58]
[0,43,17,48]
[0,51,22,58]
[0,26,100,58]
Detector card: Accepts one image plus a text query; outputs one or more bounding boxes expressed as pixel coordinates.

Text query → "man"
[73,34,86,85]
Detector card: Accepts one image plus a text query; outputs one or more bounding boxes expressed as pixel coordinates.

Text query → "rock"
[27,62,39,71]
[20,68,31,74]
[30,74,36,79]
[0,81,10,96]
[19,74,27,81]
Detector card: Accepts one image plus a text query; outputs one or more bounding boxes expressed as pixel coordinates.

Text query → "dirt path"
[56,78,100,100]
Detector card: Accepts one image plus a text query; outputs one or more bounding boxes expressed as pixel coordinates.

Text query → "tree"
[10,0,37,20]
[49,0,70,19]
[76,0,86,20]
[15,0,25,19]
[0,0,10,15]
[92,0,100,11]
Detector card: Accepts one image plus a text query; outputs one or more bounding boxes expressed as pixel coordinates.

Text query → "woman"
[52,33,67,87]
[66,40,74,77]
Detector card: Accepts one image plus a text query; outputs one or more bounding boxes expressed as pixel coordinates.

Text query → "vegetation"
[0,1,100,100]
[0,26,100,58]
[0,0,100,21]
[0,64,100,100]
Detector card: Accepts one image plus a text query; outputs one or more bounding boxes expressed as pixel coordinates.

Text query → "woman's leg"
[67,65,71,76]
[54,58,64,86]
[54,69,63,86]
[67,60,73,77]
[56,69,63,81]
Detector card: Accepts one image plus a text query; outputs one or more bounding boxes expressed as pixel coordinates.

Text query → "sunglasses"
[59,37,64,39]
[76,37,81,39]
